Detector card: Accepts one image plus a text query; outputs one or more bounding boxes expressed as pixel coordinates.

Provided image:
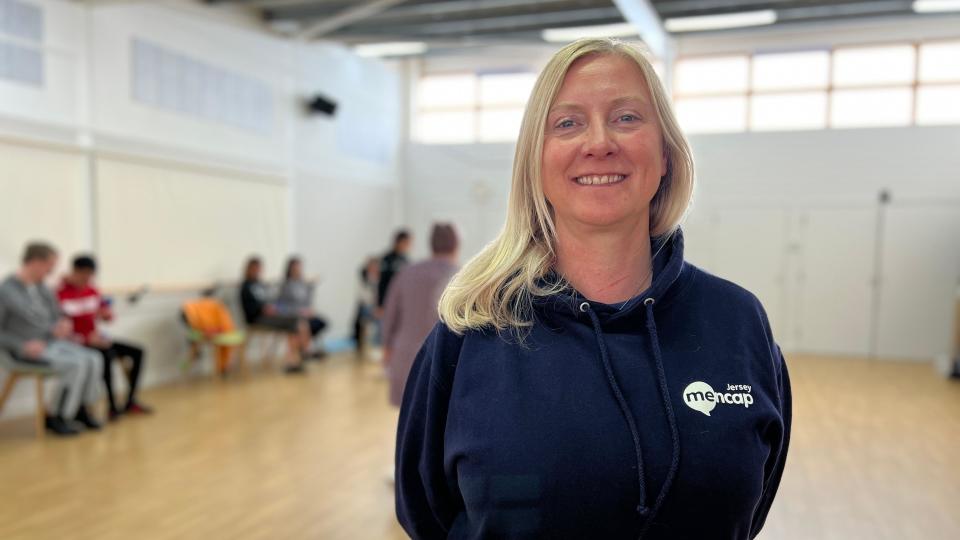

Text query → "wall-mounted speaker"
[306,94,337,116]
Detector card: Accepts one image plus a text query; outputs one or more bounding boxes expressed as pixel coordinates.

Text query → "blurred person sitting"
[239,256,307,374]
[276,257,327,359]
[377,229,412,316]
[58,255,152,420]
[0,242,102,436]
[382,224,459,408]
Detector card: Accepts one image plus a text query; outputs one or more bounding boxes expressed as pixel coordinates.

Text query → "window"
[918,41,960,83]
[675,38,960,134]
[417,74,476,108]
[416,111,475,144]
[752,51,829,91]
[675,96,748,133]
[916,85,960,125]
[675,55,749,95]
[832,45,915,87]
[831,88,913,128]
[751,92,828,131]
[414,71,536,144]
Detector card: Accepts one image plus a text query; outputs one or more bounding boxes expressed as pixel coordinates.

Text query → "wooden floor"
[0,353,958,539]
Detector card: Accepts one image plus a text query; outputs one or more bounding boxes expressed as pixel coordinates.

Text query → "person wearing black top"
[377,230,412,311]
[239,257,307,374]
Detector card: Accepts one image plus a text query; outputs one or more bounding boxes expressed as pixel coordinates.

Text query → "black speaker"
[306,94,337,116]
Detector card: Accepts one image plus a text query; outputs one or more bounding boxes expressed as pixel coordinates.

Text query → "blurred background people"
[240,256,308,374]
[0,243,102,436]
[58,255,152,420]
[382,224,459,407]
[353,256,380,358]
[277,256,327,359]
[377,230,412,316]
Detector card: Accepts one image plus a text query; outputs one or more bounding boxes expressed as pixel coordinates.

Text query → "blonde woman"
[396,39,790,540]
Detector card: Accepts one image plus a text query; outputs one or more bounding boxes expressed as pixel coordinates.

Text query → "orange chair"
[181,298,246,376]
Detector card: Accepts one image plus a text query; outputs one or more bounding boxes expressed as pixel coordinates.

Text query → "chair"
[239,325,288,371]
[180,298,246,376]
[0,350,55,439]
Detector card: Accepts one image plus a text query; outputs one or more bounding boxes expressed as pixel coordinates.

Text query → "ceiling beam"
[268,0,611,24]
[613,0,670,58]
[296,0,408,40]
[332,7,624,37]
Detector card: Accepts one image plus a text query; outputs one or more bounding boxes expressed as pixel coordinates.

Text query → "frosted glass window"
[675,56,749,95]
[418,74,476,108]
[918,41,960,83]
[752,51,829,91]
[416,111,475,144]
[916,85,960,125]
[479,73,536,106]
[675,96,747,133]
[750,92,827,131]
[830,88,912,128]
[833,45,915,87]
[478,108,524,142]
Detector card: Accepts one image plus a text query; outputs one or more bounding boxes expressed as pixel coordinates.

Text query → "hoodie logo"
[683,381,753,416]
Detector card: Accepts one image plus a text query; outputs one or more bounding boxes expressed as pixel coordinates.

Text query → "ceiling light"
[665,10,777,33]
[541,23,639,43]
[912,0,960,12]
[353,42,427,58]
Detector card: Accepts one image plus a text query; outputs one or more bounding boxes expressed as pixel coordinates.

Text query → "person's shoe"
[108,409,124,422]
[125,402,154,415]
[306,348,327,361]
[45,415,80,436]
[74,406,102,431]
[284,364,306,375]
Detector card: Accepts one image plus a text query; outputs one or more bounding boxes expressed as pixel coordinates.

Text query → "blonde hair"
[439,38,695,335]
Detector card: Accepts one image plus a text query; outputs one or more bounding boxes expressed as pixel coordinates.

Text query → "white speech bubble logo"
[683,381,717,416]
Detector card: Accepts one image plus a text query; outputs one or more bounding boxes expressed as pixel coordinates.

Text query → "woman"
[395,39,791,540]
[277,256,327,358]
[239,257,307,374]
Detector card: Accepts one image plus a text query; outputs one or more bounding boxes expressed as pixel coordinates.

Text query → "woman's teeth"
[575,174,626,185]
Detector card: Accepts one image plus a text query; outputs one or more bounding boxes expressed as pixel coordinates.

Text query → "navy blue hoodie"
[396,230,791,539]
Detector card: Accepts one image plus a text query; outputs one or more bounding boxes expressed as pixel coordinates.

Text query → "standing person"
[396,39,791,539]
[377,230,412,314]
[353,257,380,357]
[382,224,459,407]
[276,257,327,359]
[0,242,103,436]
[239,256,307,374]
[58,255,153,420]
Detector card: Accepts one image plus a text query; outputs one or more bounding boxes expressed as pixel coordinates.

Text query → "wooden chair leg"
[0,373,20,415]
[237,338,249,377]
[34,376,45,440]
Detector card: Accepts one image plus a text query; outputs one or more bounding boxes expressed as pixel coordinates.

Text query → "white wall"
[0,0,402,420]
[402,126,960,362]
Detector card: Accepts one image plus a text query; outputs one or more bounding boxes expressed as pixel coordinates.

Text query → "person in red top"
[58,255,153,420]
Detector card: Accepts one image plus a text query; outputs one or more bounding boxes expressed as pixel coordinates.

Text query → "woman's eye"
[556,119,576,129]
[618,114,639,122]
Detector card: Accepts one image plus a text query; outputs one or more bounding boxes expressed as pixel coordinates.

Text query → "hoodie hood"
[536,228,688,326]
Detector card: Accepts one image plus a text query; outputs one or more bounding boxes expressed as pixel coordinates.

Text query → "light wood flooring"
[0,353,957,539]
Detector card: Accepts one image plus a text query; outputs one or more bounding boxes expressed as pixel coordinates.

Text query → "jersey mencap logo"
[682,381,753,416]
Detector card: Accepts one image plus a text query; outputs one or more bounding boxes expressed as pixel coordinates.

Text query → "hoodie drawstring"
[580,299,681,539]
[582,301,649,516]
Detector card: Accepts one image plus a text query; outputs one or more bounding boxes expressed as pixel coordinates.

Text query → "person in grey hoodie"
[277,257,327,360]
[0,242,102,436]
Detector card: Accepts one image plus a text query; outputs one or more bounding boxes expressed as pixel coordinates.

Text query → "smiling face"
[541,53,667,233]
